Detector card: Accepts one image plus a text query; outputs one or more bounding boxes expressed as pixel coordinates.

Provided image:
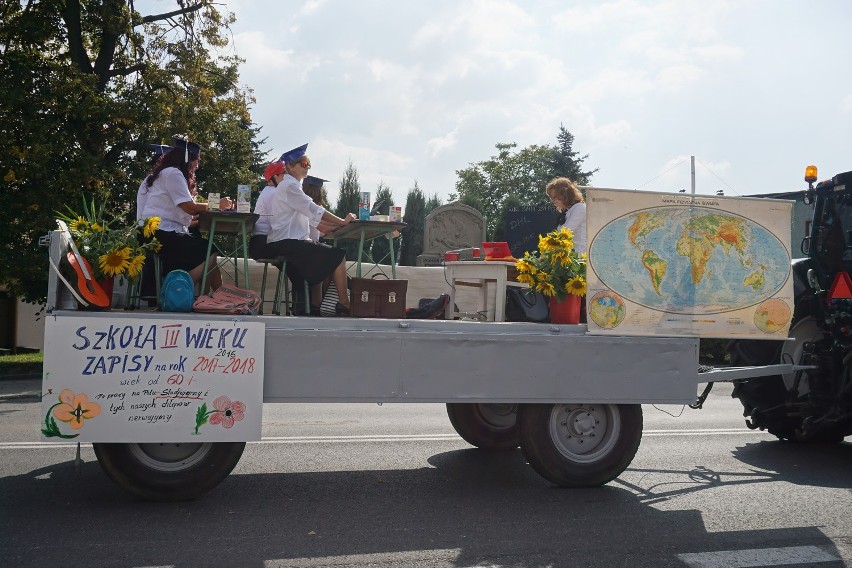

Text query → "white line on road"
[677,545,839,567]
[0,428,770,450]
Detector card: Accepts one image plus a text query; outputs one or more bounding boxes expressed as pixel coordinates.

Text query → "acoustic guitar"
[54,220,111,309]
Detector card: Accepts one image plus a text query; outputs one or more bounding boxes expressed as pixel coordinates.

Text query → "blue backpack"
[160,269,195,312]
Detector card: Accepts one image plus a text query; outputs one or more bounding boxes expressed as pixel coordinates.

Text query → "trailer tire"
[93,441,245,501]
[518,403,643,487]
[446,403,520,450]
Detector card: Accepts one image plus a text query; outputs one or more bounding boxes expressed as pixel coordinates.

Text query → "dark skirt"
[249,234,269,260]
[264,238,344,285]
[154,229,211,274]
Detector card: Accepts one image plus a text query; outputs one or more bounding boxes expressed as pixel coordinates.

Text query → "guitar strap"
[56,219,93,281]
[48,256,89,307]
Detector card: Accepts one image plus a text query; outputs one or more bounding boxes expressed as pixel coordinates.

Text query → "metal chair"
[257,258,310,315]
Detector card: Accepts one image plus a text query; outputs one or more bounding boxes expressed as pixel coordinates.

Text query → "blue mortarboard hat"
[279,143,308,164]
[149,144,172,156]
[172,135,202,161]
[303,175,328,187]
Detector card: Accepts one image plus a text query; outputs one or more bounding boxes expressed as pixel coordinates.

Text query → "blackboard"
[504,204,559,258]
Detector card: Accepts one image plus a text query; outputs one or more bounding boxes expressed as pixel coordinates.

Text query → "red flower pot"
[550,294,581,324]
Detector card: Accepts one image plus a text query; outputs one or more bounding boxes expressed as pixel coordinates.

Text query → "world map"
[589,206,791,315]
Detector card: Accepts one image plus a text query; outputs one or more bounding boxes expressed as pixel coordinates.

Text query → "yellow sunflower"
[68,216,89,233]
[142,217,160,239]
[536,280,557,297]
[126,254,146,278]
[566,276,587,297]
[99,247,131,277]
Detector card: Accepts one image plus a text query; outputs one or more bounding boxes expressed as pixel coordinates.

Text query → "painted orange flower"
[52,389,101,430]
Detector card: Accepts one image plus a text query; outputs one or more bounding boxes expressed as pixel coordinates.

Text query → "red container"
[444,252,459,262]
[481,241,512,260]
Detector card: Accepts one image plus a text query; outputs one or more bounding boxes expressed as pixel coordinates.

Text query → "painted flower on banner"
[42,388,102,438]
[209,396,246,429]
[193,396,247,434]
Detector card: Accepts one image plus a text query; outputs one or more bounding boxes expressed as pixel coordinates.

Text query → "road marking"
[0,428,769,450]
[678,545,839,567]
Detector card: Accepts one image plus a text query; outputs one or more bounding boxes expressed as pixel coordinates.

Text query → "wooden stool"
[257,258,310,315]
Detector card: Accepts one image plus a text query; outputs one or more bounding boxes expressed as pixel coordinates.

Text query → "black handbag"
[505,287,550,322]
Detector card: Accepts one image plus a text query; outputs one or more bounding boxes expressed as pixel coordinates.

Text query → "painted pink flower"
[208,395,246,429]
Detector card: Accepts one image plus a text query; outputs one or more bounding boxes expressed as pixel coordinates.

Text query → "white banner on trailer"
[41,316,264,442]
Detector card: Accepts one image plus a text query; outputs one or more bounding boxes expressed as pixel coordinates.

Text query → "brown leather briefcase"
[349,277,408,318]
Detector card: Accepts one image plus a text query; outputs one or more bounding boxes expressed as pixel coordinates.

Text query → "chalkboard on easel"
[504,204,559,258]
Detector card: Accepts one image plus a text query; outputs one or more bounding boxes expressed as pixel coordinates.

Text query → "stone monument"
[416,203,486,266]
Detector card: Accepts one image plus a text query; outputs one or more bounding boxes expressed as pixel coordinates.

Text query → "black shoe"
[310,305,322,317]
[335,302,351,316]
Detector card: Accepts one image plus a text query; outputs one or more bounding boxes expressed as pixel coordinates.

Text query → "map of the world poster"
[585,188,793,338]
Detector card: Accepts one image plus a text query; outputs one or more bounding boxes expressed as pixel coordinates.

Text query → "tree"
[453,127,596,239]
[425,193,443,217]
[399,182,426,266]
[553,124,597,187]
[0,0,264,303]
[370,182,398,266]
[334,160,361,260]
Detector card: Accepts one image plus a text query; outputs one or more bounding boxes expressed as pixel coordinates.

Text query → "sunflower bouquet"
[56,197,161,282]
[515,227,586,301]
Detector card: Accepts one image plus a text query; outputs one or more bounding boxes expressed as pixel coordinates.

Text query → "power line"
[636,157,689,191]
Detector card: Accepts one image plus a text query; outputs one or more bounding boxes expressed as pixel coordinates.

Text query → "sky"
[206,0,852,207]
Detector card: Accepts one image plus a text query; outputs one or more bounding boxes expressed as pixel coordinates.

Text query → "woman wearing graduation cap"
[137,136,233,294]
[266,143,356,316]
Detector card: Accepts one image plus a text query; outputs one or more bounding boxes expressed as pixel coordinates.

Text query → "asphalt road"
[1,378,850,568]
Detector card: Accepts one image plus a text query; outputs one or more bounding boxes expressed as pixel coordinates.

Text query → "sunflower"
[566,276,586,297]
[99,247,131,277]
[536,280,557,297]
[142,216,160,239]
[125,254,146,279]
[68,216,89,233]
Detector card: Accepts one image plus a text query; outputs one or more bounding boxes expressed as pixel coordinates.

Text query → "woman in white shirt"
[265,144,354,315]
[249,160,287,260]
[546,177,587,254]
[138,139,232,294]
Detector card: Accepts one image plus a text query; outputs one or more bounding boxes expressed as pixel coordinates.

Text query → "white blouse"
[267,174,325,243]
[252,184,277,236]
[558,202,587,254]
[138,167,194,233]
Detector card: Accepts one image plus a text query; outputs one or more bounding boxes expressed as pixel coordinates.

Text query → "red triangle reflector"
[828,272,852,299]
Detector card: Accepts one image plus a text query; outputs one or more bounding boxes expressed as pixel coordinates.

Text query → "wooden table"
[444,260,526,322]
[323,220,406,278]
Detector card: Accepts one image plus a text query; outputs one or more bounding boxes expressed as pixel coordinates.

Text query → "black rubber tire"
[518,403,643,487]
[93,441,246,501]
[727,337,800,440]
[446,403,520,450]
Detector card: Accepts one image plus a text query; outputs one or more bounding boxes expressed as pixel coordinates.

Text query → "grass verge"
[0,352,43,377]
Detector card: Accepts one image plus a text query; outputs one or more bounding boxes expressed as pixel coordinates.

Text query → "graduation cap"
[148,144,173,156]
[303,175,328,187]
[172,135,202,162]
[279,143,308,164]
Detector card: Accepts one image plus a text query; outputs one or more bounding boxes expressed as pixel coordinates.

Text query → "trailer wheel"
[93,441,245,501]
[518,403,643,487]
[446,403,520,450]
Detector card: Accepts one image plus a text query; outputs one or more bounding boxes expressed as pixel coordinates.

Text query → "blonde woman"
[545,177,586,254]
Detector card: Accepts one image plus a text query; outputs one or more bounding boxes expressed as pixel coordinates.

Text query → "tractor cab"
[802,167,852,296]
